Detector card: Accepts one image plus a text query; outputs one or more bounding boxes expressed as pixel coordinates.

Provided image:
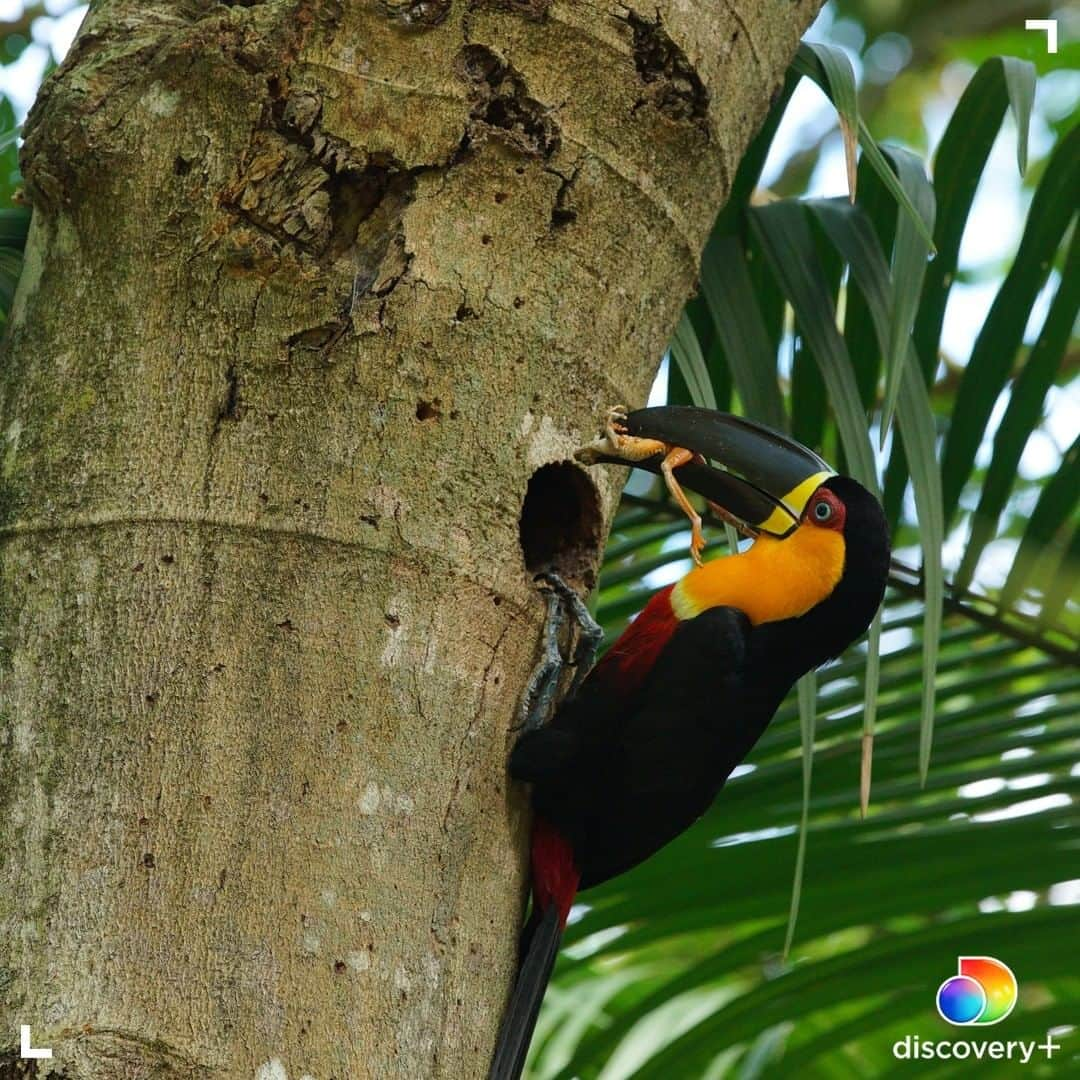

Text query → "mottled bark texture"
[0,1,821,1076]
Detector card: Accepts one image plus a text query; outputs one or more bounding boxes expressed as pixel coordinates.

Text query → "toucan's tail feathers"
[487,903,563,1080]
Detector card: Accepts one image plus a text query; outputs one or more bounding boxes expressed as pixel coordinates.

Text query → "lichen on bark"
[0,0,823,1075]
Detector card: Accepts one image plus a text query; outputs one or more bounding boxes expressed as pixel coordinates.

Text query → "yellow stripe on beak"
[758,469,835,536]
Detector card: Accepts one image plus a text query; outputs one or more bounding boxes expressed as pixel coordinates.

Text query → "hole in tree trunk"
[519,462,602,589]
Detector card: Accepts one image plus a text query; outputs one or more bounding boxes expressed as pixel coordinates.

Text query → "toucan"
[489,406,891,1080]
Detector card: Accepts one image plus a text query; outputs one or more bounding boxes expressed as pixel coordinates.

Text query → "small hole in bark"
[494,191,508,203]
[334,960,347,974]
[415,399,441,421]
[142,853,156,869]
[519,462,601,589]
[173,156,192,176]
[481,234,492,245]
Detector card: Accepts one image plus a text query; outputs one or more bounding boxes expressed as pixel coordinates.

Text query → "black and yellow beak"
[604,406,835,538]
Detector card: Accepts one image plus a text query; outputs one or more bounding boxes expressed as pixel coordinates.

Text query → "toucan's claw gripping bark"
[518,573,602,732]
[544,573,603,696]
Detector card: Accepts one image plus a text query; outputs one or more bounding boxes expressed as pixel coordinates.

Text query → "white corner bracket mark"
[1024,19,1059,53]
[20,1025,53,1059]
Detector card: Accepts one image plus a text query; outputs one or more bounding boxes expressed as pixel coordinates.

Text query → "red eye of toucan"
[808,488,846,531]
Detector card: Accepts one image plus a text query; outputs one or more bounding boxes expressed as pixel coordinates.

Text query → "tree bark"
[0,1,822,1076]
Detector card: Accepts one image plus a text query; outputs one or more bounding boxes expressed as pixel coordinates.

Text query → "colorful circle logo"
[936,957,1017,1025]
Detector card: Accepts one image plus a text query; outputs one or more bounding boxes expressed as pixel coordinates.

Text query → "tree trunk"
[0,1,821,1076]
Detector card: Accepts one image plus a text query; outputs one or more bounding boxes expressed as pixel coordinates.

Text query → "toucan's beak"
[600,406,835,538]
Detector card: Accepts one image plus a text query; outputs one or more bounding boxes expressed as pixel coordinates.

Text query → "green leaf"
[0,124,19,155]
[0,207,29,250]
[1000,432,1080,611]
[794,42,859,199]
[884,57,1038,533]
[939,123,1080,526]
[956,226,1080,593]
[0,247,22,316]
[1037,521,1079,631]
[860,611,882,815]
[913,58,1034,385]
[844,160,894,414]
[790,217,843,452]
[669,310,717,411]
[748,201,877,491]
[790,335,828,451]
[745,229,786,361]
[687,294,733,412]
[0,97,21,209]
[783,670,816,958]
[1001,56,1037,175]
[879,147,935,442]
[793,43,935,249]
[699,236,787,431]
[894,366,945,783]
[805,198,944,781]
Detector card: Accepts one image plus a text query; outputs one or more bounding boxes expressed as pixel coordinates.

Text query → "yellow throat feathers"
[671,524,846,626]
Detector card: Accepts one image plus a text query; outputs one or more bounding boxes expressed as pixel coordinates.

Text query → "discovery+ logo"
[891,957,1065,1066]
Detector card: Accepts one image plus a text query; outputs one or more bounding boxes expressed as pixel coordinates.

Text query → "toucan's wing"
[606,605,752,794]
[568,606,759,889]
